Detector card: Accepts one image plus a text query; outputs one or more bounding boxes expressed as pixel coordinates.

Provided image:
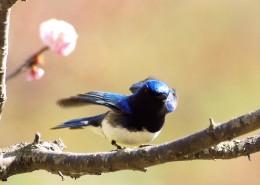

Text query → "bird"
[52,78,177,149]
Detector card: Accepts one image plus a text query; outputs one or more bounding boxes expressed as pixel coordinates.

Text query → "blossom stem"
[7,46,49,81]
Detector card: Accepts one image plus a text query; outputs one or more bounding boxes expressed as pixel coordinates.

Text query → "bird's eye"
[156,93,168,100]
[144,84,150,93]
[150,90,168,100]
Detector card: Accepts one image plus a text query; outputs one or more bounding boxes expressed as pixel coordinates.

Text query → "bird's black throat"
[109,95,167,133]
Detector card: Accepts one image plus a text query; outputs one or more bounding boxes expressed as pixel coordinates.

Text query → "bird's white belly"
[101,119,160,146]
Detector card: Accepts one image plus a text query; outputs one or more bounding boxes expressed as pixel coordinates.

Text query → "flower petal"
[40,19,78,56]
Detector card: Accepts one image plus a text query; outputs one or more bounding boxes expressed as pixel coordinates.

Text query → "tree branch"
[0,0,24,119]
[179,134,260,161]
[0,109,259,181]
[0,3,11,119]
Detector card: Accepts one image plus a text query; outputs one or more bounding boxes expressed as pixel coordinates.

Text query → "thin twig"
[6,46,49,81]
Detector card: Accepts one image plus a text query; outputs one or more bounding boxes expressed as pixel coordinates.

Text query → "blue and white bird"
[52,78,177,149]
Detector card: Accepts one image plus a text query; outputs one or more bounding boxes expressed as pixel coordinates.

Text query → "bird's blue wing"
[129,77,156,93]
[58,91,132,114]
[129,81,143,94]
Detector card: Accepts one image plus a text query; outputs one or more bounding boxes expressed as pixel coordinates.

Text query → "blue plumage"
[52,78,177,149]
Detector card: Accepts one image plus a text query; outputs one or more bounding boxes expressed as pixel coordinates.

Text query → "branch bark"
[0,109,259,181]
[0,0,22,119]
[179,134,260,161]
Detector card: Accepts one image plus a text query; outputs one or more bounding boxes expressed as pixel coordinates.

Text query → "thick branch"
[0,5,10,119]
[0,109,259,181]
[0,1,20,10]
[0,0,22,119]
[179,134,260,161]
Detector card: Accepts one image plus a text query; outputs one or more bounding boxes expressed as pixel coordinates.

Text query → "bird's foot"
[111,140,125,150]
[139,144,154,148]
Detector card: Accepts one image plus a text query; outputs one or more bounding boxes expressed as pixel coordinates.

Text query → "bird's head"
[130,79,177,114]
[144,80,171,100]
[142,80,177,113]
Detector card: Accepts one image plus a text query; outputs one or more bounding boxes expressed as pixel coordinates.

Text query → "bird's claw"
[111,140,125,150]
[139,144,154,148]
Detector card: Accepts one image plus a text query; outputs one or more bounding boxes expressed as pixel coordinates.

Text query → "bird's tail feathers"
[51,117,90,129]
[51,113,107,130]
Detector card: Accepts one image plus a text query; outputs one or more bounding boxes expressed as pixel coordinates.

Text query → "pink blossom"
[40,19,78,56]
[27,67,45,81]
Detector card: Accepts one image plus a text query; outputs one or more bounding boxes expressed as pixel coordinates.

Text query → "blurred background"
[0,0,259,184]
